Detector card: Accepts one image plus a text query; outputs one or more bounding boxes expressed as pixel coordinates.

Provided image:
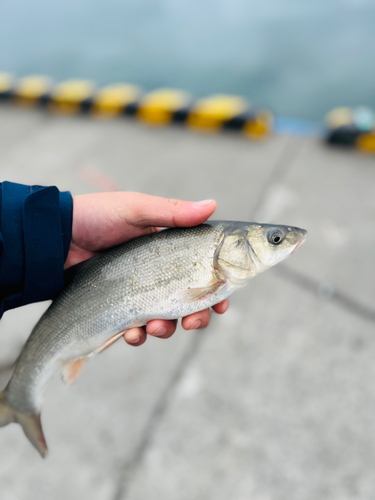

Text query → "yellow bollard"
[187,94,248,132]
[187,94,272,138]
[91,84,141,118]
[243,110,273,139]
[356,132,375,153]
[14,75,52,107]
[49,80,95,114]
[325,107,353,129]
[137,89,191,126]
[0,73,14,98]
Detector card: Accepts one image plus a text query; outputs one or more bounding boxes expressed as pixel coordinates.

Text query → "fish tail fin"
[0,390,47,458]
[17,413,47,458]
[0,390,14,427]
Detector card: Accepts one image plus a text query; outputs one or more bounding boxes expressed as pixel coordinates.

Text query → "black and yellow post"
[0,73,278,143]
[49,80,95,114]
[137,89,191,126]
[91,84,142,118]
[325,107,375,153]
[186,94,272,138]
[356,133,375,153]
[0,73,14,100]
[13,75,52,107]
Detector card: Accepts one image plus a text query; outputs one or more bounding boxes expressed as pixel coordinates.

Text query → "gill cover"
[214,225,255,285]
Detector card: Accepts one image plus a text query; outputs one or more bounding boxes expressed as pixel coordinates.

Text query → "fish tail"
[0,389,47,458]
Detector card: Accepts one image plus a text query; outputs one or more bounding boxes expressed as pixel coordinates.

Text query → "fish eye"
[267,229,284,245]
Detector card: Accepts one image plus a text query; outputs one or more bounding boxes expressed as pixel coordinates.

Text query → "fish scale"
[0,220,307,457]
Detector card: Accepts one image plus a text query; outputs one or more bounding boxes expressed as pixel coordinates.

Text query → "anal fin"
[62,358,88,386]
[61,330,128,385]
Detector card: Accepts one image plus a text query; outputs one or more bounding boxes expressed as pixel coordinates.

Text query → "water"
[1,0,375,120]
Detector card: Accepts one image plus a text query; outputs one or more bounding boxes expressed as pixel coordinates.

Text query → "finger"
[146,319,177,339]
[124,327,147,346]
[181,308,210,330]
[120,193,217,229]
[212,299,229,315]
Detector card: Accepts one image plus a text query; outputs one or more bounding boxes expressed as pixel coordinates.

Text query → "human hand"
[66,192,228,346]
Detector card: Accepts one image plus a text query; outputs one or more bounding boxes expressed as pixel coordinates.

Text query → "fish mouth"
[292,232,307,253]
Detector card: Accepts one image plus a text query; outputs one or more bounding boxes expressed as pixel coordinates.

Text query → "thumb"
[120,193,217,228]
[71,192,217,253]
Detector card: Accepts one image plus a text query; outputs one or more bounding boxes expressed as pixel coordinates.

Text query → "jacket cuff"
[0,181,73,315]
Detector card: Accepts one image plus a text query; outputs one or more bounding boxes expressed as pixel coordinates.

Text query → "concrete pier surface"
[0,105,374,500]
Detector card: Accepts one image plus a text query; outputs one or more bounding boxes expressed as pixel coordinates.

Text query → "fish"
[0,221,306,457]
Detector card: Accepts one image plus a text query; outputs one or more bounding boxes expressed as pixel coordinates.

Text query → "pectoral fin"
[62,358,88,386]
[181,279,226,303]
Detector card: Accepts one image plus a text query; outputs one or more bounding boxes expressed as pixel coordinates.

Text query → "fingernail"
[154,326,167,337]
[128,336,140,344]
[190,320,202,330]
[194,200,213,207]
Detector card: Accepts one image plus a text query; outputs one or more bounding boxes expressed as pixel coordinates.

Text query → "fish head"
[214,222,307,285]
[245,223,307,269]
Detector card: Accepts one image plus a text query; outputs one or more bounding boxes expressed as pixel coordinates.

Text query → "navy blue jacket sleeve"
[0,181,73,317]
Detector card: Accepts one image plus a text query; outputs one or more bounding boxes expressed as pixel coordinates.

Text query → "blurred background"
[1,0,375,119]
[0,1,375,499]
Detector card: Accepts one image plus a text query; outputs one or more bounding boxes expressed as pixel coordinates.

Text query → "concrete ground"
[0,104,374,500]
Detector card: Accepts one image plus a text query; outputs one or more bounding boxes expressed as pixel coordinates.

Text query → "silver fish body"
[0,221,307,456]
